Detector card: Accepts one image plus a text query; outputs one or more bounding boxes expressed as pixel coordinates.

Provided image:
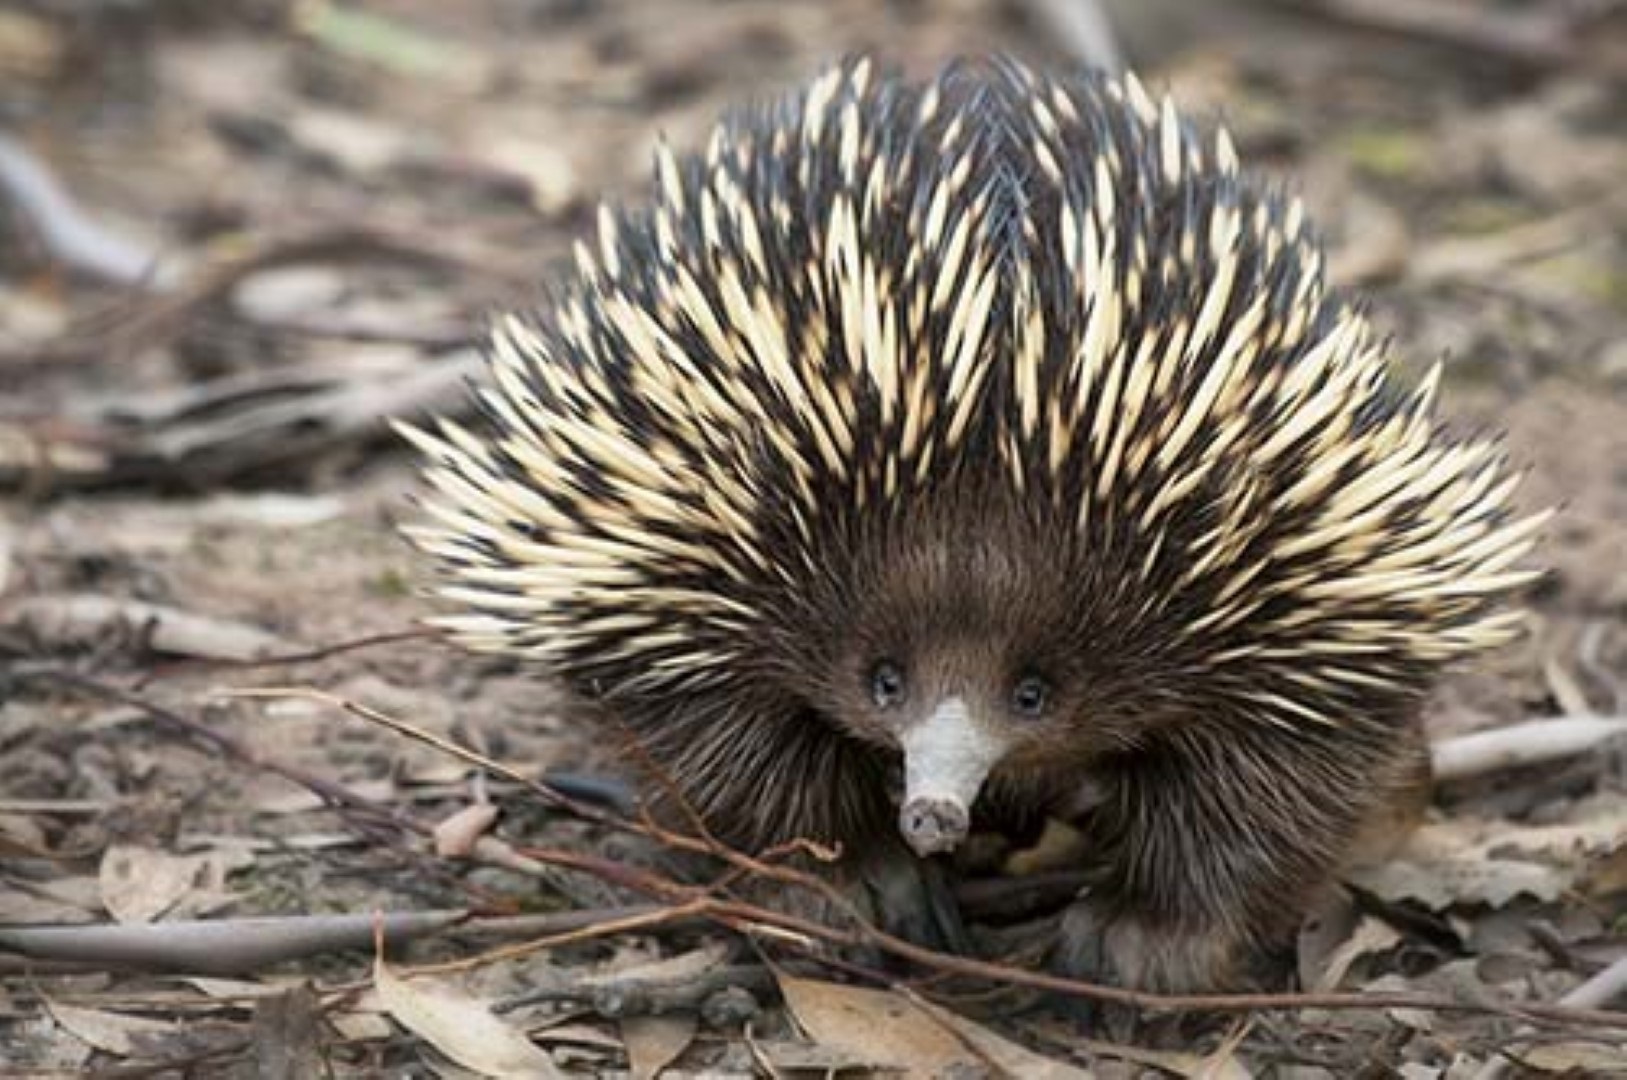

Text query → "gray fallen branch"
[0,910,464,975]
[0,133,176,288]
[0,906,672,978]
[1431,717,1627,783]
[3,593,299,661]
[1564,954,1627,1013]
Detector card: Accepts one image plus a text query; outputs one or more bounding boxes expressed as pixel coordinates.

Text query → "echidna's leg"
[853,845,971,953]
[1059,717,1422,992]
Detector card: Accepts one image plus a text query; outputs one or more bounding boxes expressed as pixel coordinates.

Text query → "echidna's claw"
[859,851,971,955]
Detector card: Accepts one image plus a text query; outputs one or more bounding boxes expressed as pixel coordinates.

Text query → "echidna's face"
[797,507,1115,858]
[842,638,1068,858]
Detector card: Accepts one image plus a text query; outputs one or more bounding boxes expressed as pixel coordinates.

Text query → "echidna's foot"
[1055,901,1222,1041]
[1056,899,1252,993]
[1053,898,1292,1041]
[745,846,968,961]
[1051,899,1138,1038]
[857,851,970,956]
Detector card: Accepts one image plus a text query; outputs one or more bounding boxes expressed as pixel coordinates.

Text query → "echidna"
[401,58,1545,992]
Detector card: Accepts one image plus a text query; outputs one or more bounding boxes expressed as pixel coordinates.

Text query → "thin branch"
[137,627,437,684]
[1432,716,1627,782]
[0,133,173,288]
[0,911,464,974]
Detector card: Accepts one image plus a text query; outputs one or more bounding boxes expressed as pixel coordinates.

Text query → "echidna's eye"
[870,660,907,709]
[1011,674,1050,718]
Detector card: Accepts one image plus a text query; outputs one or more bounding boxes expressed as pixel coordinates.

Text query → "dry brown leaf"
[1521,1039,1627,1072]
[98,844,247,924]
[584,940,731,986]
[45,1000,180,1057]
[749,1037,882,1072]
[776,973,982,1078]
[0,813,53,856]
[7,594,297,660]
[284,107,418,177]
[1083,1038,1254,1079]
[621,1014,697,1080]
[251,985,326,1079]
[329,1008,394,1042]
[374,954,565,1078]
[906,994,1094,1078]
[1350,811,1627,910]
[432,803,501,858]
[0,873,102,923]
[1352,856,1566,909]
[253,778,398,814]
[1310,916,1403,993]
[0,890,99,923]
[529,1020,623,1050]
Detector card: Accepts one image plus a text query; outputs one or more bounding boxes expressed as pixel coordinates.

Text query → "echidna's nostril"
[899,796,970,857]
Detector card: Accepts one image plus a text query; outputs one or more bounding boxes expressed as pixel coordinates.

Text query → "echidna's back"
[404,58,1542,729]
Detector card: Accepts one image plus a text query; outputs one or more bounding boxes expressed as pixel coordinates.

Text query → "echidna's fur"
[402,58,1545,992]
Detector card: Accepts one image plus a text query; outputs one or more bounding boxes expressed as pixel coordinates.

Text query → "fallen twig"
[0,133,173,288]
[137,626,437,685]
[0,911,464,974]
[4,593,300,662]
[1432,716,1627,782]
[0,906,663,978]
[1411,196,1627,284]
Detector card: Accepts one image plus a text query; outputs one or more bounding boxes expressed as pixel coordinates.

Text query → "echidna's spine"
[402,59,1542,738]
[626,691,895,855]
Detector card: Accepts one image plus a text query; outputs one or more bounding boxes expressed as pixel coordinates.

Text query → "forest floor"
[2,0,1625,1075]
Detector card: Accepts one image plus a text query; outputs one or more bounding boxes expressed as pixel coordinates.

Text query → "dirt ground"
[2,0,1625,1076]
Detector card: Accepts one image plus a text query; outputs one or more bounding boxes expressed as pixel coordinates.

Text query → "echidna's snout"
[899,796,968,857]
[897,697,1009,857]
